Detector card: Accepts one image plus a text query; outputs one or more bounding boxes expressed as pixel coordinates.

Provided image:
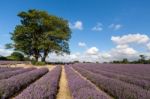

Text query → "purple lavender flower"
[15,66,61,99]
[0,68,48,99]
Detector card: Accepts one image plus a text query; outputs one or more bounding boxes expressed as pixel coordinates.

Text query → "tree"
[7,52,24,61]
[139,55,146,63]
[0,56,7,60]
[122,58,128,64]
[7,9,71,62]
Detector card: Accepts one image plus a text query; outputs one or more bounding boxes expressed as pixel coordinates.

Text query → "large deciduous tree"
[8,9,71,62]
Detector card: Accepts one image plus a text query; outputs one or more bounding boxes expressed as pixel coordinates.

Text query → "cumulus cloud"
[0,45,13,56]
[109,24,122,30]
[111,45,137,56]
[46,47,100,63]
[45,45,148,63]
[109,33,150,61]
[45,45,138,63]
[78,42,87,47]
[46,52,80,62]
[111,33,150,45]
[69,21,83,30]
[86,47,99,55]
[92,23,103,32]
[147,43,150,50]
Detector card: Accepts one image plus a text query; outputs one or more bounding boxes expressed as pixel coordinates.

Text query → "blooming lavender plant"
[0,61,29,65]
[0,68,48,99]
[73,66,150,99]
[0,67,22,73]
[65,66,110,99]
[15,66,61,99]
[75,63,150,81]
[0,67,36,80]
[79,64,150,90]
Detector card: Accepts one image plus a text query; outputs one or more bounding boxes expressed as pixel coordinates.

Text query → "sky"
[0,0,150,62]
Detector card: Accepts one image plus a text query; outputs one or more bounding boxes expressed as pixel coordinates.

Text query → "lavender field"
[0,63,149,99]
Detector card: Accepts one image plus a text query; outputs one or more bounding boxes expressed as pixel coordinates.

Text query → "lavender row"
[0,67,36,80]
[76,63,150,81]
[73,66,150,99]
[75,63,150,78]
[0,61,30,65]
[65,66,110,99]
[0,67,22,73]
[0,68,49,99]
[15,66,62,99]
[79,65,150,90]
[98,66,150,81]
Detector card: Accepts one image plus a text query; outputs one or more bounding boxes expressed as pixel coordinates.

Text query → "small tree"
[122,58,128,64]
[0,56,7,60]
[7,52,24,61]
[139,55,146,63]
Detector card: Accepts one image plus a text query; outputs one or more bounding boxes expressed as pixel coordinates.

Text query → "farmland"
[0,62,150,99]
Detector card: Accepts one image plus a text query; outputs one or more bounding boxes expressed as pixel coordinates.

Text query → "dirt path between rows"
[56,66,72,99]
[71,67,113,99]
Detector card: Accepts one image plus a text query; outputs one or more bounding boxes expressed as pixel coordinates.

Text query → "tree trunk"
[42,56,46,62]
[34,49,39,62]
[42,50,48,62]
[35,55,38,62]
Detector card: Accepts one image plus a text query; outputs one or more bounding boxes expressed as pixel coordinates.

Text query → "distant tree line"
[111,55,150,64]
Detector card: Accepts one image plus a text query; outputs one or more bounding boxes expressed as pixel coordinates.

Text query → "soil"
[56,66,72,99]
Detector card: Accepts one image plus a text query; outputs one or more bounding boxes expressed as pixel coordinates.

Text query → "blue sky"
[0,0,150,62]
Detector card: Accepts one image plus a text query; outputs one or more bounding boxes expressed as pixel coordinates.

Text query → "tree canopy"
[8,9,71,62]
[7,52,24,61]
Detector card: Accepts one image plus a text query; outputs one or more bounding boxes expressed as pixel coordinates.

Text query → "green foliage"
[0,56,7,60]
[5,44,13,49]
[8,9,71,62]
[31,61,46,66]
[122,58,128,64]
[31,60,37,65]
[7,52,24,61]
[138,55,146,64]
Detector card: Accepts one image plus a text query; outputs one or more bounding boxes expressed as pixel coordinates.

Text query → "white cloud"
[78,42,86,47]
[112,45,137,55]
[0,47,13,56]
[69,21,83,30]
[45,44,149,63]
[92,23,103,32]
[46,47,100,63]
[46,52,80,62]
[46,45,138,63]
[109,24,122,30]
[99,45,139,62]
[86,47,99,55]
[111,33,150,45]
[147,43,150,50]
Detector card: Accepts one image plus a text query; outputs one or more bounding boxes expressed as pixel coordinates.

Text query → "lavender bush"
[76,63,150,81]
[65,66,110,99]
[0,67,22,73]
[0,67,35,80]
[79,64,150,90]
[73,66,150,99]
[0,68,48,99]
[15,66,61,99]
[0,61,30,65]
